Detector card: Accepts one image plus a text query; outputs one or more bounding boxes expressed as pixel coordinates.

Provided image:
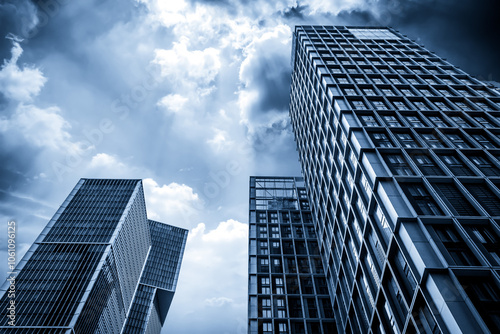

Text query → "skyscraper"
[0,178,187,334]
[248,176,335,334]
[289,26,500,333]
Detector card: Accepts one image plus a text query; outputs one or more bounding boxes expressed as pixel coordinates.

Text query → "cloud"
[153,38,221,95]
[238,24,292,126]
[138,0,190,28]
[89,153,123,168]
[0,39,47,102]
[0,103,83,154]
[302,0,367,14]
[157,93,188,113]
[0,0,38,61]
[143,178,203,228]
[207,128,233,153]
[204,296,233,307]
[166,219,248,333]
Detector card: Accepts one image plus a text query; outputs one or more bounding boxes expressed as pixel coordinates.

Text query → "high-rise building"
[0,178,188,334]
[289,26,500,333]
[248,176,336,334]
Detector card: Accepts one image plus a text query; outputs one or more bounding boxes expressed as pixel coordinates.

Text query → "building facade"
[0,178,187,334]
[248,176,336,334]
[289,26,500,333]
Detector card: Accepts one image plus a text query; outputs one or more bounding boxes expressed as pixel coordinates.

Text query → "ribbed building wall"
[289,26,500,334]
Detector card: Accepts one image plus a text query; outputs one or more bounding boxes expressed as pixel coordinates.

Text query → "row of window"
[356,110,499,130]
[369,128,499,149]
[400,180,500,217]
[382,149,500,177]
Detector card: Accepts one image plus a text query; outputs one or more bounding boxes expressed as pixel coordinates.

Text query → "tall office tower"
[248,176,336,334]
[289,26,500,334]
[0,178,187,334]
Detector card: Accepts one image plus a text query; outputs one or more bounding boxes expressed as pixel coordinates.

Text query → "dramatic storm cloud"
[0,0,498,332]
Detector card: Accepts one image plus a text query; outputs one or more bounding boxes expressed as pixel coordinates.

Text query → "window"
[476,101,494,111]
[405,116,425,127]
[382,88,395,96]
[468,154,500,176]
[275,277,284,294]
[419,89,433,97]
[445,133,470,148]
[260,241,268,255]
[413,302,440,334]
[352,100,367,109]
[363,88,376,96]
[383,115,402,127]
[349,28,400,40]
[457,275,500,332]
[361,115,379,127]
[402,183,443,215]
[414,101,430,111]
[451,115,471,128]
[271,226,279,238]
[421,133,446,148]
[278,323,287,334]
[344,88,357,96]
[473,116,495,128]
[263,322,273,333]
[464,224,500,265]
[370,132,394,147]
[432,182,479,216]
[434,101,449,110]
[428,116,448,128]
[372,100,389,110]
[401,88,414,96]
[384,154,415,175]
[411,154,445,176]
[395,132,420,148]
[439,154,475,176]
[431,224,480,265]
[261,277,271,294]
[472,133,497,148]
[463,183,500,216]
[455,101,470,110]
[393,101,407,110]
[261,298,271,317]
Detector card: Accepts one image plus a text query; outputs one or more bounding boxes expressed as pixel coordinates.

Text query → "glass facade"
[289,26,500,333]
[248,177,336,334]
[0,179,188,334]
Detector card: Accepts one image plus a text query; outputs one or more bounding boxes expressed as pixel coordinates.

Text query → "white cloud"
[204,296,233,307]
[0,104,83,154]
[0,39,47,102]
[302,0,367,14]
[143,178,203,228]
[153,38,221,95]
[157,93,188,113]
[207,128,233,153]
[138,0,189,28]
[166,219,248,333]
[89,153,127,169]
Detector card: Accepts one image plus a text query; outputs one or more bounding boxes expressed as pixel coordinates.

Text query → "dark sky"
[0,0,499,332]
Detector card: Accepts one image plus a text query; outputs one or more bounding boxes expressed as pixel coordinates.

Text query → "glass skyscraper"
[248,177,335,334]
[288,26,500,333]
[0,178,187,334]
